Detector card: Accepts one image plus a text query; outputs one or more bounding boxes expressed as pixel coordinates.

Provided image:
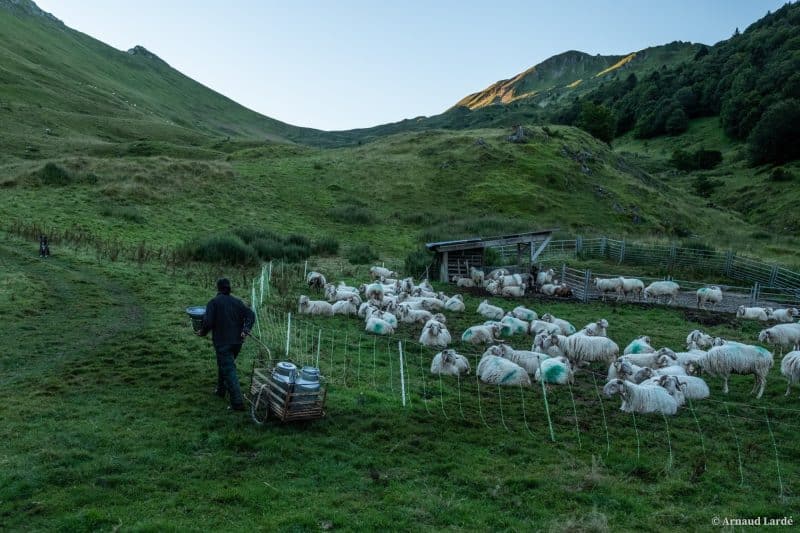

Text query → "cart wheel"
[250,385,270,425]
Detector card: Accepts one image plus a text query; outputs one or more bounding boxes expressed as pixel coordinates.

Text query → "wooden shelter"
[426,229,556,282]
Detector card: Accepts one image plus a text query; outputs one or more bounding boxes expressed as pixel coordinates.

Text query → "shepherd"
[196,278,255,411]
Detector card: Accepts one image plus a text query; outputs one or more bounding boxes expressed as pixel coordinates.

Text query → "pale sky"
[35,0,786,131]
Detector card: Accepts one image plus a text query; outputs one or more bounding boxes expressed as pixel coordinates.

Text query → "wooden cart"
[248,365,327,424]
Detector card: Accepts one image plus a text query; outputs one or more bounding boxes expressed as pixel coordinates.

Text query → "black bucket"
[186,306,206,332]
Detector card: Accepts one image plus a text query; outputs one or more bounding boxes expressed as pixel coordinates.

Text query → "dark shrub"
[670,149,722,171]
[234,227,281,244]
[100,205,145,224]
[285,234,311,249]
[347,243,377,265]
[37,163,72,185]
[691,176,723,197]
[404,249,433,279]
[181,234,257,265]
[768,167,794,182]
[329,205,374,224]
[250,238,286,261]
[312,236,340,256]
[748,99,800,165]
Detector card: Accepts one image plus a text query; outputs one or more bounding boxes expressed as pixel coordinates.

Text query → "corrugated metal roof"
[425,229,557,251]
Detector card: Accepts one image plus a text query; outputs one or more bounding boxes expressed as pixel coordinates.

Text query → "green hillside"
[0,0,341,153]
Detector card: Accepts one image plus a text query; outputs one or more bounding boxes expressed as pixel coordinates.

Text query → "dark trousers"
[215,343,243,408]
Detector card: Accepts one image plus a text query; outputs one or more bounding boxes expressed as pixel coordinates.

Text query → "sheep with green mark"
[696,286,723,310]
[461,323,502,345]
[477,299,504,321]
[365,316,395,335]
[623,335,654,356]
[477,355,531,387]
[511,306,537,321]
[534,356,574,385]
[482,344,549,375]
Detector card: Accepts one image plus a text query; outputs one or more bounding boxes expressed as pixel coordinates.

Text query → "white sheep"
[331,298,358,316]
[364,282,385,302]
[536,268,555,287]
[606,359,644,382]
[487,268,509,281]
[618,277,645,301]
[686,329,714,350]
[580,319,609,337]
[533,332,564,358]
[758,323,800,354]
[549,333,619,366]
[306,271,327,290]
[672,348,708,368]
[771,308,798,323]
[511,306,537,321]
[419,320,452,348]
[418,297,445,311]
[528,320,562,337]
[326,285,361,305]
[461,323,502,345]
[736,306,771,321]
[705,343,774,398]
[541,313,576,335]
[482,344,550,375]
[659,375,710,401]
[593,277,623,301]
[444,295,465,312]
[643,281,680,305]
[454,277,475,288]
[430,349,471,377]
[620,348,675,369]
[539,283,559,296]
[780,351,800,396]
[369,309,398,329]
[499,315,528,336]
[477,355,531,387]
[500,285,526,297]
[623,336,654,356]
[337,281,358,293]
[298,295,334,316]
[602,379,678,415]
[696,286,723,310]
[370,266,397,280]
[365,316,395,335]
[534,356,574,385]
[477,299,504,320]
[484,280,503,296]
[398,306,433,324]
[470,267,485,286]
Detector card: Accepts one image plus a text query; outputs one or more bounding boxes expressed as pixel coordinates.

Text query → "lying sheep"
[499,274,524,287]
[540,283,559,296]
[528,320,562,337]
[499,315,529,337]
[461,323,502,345]
[487,268,510,281]
[534,332,564,358]
[593,277,623,301]
[771,308,798,323]
[482,344,549,375]
[327,286,361,305]
[454,277,476,288]
[549,333,619,366]
[736,306,771,321]
[643,281,680,305]
[781,351,800,396]
[623,336,654,356]
[370,266,397,280]
[477,299,504,321]
[541,313,576,335]
[331,297,358,316]
[705,343,774,398]
[619,277,645,301]
[686,329,714,350]
[603,379,678,415]
[444,295,465,312]
[364,282,385,302]
[553,284,573,298]
[660,375,710,401]
[306,271,327,290]
[298,295,333,316]
[696,286,723,310]
[365,316,395,335]
[621,348,675,369]
[431,349,470,377]
[580,319,609,337]
[511,306,537,321]
[369,309,398,329]
[534,356,573,385]
[398,306,433,325]
[419,320,452,348]
[477,355,531,387]
[501,285,526,297]
[758,323,800,354]
[607,359,645,382]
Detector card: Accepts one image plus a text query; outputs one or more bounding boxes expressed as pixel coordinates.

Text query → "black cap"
[217,278,231,294]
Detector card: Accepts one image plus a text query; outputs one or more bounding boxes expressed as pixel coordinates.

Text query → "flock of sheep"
[298,266,800,416]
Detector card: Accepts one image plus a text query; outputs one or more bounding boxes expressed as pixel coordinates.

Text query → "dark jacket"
[200,292,255,347]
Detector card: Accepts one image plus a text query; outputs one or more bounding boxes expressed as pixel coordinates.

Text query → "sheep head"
[541,313,553,322]
[602,379,625,397]
[656,353,676,368]
[686,362,701,376]
[633,367,654,383]
[656,347,676,360]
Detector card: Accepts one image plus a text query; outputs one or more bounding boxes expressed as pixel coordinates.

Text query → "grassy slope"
[1,238,797,530]
[0,3,339,153]
[614,117,800,266]
[0,125,776,262]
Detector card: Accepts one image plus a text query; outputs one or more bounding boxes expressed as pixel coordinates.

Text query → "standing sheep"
[477,355,531,387]
[705,343,774,398]
[602,379,678,415]
[758,323,800,354]
[431,349,471,377]
[686,329,714,350]
[696,286,723,310]
[470,267,485,286]
[477,300,504,320]
[306,271,327,290]
[593,277,623,301]
[643,281,680,305]
[619,277,645,301]
[780,351,800,396]
[534,332,564,358]
[536,268,555,288]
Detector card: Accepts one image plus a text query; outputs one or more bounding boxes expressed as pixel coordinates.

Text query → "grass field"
[1,236,798,531]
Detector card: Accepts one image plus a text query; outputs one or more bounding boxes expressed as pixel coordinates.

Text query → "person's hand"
[241,331,248,340]
[196,330,204,337]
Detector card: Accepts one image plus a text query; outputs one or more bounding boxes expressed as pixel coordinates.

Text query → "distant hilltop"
[0,0,62,24]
